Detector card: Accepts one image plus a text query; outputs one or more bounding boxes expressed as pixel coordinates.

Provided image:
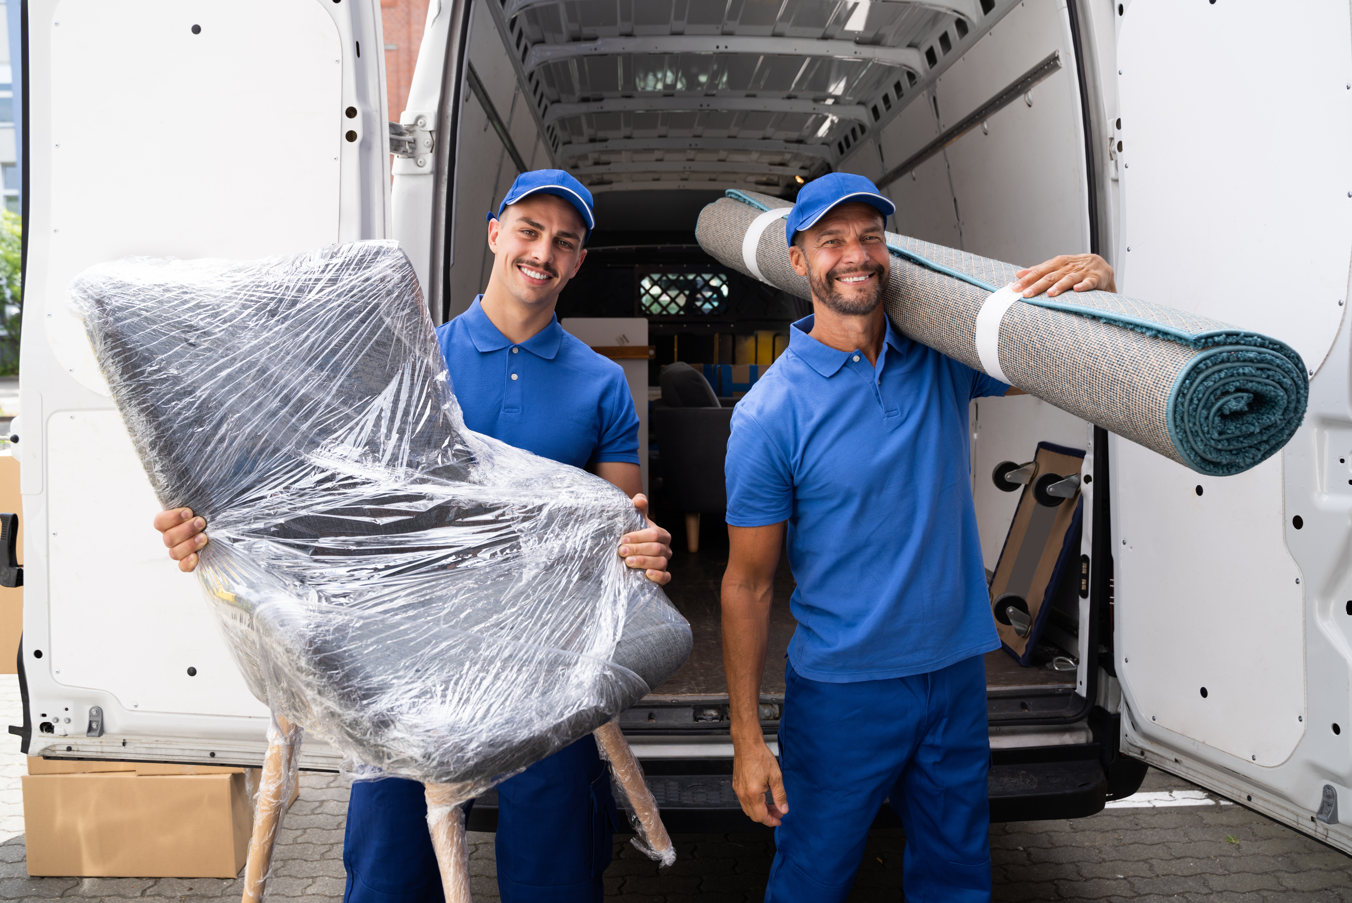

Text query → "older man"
[155,170,674,903]
[720,172,1114,902]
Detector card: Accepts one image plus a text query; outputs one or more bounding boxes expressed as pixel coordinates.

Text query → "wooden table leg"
[594,720,676,866]
[242,716,302,903]
[684,512,701,554]
[425,784,472,903]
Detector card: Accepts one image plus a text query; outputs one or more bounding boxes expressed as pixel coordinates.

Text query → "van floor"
[649,527,1075,701]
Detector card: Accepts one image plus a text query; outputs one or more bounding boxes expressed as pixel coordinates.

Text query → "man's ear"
[487,217,500,253]
[569,246,588,279]
[788,243,808,277]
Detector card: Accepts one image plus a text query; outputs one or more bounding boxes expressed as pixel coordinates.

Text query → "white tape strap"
[743,208,790,282]
[974,283,1021,384]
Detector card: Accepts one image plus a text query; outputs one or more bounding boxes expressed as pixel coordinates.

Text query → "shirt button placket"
[505,349,523,414]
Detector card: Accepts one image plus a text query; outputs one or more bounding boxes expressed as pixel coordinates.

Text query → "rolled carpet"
[696,189,1307,476]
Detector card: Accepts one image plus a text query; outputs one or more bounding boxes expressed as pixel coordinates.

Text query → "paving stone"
[993,882,1063,903]
[1052,877,1134,899]
[1202,869,1286,893]
[1125,873,1214,896]
[1003,860,1084,884]
[1279,868,1352,891]
[1076,858,1154,880]
[0,876,74,897]
[623,873,703,894]
[308,874,348,898]
[70,876,155,896]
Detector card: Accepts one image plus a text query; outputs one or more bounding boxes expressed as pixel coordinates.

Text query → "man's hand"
[732,735,789,827]
[152,507,207,573]
[1013,253,1116,298]
[620,494,672,585]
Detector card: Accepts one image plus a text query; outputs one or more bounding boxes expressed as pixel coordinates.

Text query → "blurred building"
[0,2,17,214]
[381,0,430,122]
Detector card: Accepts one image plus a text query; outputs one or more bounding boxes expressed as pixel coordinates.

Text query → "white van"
[12,0,1352,850]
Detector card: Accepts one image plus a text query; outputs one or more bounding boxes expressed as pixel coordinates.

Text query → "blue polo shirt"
[725,315,1008,682]
[434,297,640,468]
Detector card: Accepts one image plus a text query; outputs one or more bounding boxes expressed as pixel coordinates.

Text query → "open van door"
[15,0,393,769]
[1112,1,1352,851]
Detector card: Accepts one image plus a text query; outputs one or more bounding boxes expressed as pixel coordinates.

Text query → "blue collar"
[788,314,907,377]
[462,296,565,360]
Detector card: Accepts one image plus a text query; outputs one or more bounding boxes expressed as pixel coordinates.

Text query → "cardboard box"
[133,762,245,776]
[22,772,251,877]
[27,758,138,775]
[26,758,243,776]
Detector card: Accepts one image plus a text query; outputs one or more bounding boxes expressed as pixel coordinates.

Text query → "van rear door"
[1112,0,1352,852]
[17,0,390,768]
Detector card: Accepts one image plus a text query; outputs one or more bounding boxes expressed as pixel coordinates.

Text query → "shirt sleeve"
[972,370,1010,400]
[952,354,1009,400]
[725,408,793,527]
[591,367,641,465]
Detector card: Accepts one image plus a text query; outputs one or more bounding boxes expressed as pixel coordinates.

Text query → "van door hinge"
[1317,784,1340,825]
[390,118,435,168]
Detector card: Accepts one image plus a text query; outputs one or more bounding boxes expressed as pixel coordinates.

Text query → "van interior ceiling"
[422,0,1112,742]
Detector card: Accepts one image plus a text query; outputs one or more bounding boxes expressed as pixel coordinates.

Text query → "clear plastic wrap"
[242,717,302,903]
[70,241,692,817]
[595,720,676,866]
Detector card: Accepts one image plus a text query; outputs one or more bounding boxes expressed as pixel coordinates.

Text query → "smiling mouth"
[836,272,874,285]
[517,263,554,282]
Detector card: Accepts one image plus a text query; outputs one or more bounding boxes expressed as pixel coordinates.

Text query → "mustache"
[513,257,558,278]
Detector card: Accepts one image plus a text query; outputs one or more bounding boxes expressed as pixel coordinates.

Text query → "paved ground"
[2,674,1350,901]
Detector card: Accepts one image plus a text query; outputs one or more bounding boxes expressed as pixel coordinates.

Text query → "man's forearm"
[722,578,774,742]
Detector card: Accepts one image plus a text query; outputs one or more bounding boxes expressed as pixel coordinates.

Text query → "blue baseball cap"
[785,172,896,247]
[488,169,596,244]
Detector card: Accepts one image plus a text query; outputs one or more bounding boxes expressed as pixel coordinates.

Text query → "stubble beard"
[806,259,886,317]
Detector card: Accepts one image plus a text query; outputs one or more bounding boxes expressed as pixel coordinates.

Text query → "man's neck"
[479,280,558,345]
[807,303,888,366]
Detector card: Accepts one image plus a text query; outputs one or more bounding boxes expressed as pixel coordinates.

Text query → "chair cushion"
[660,362,720,408]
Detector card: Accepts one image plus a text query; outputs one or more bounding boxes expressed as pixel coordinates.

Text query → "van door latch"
[0,513,21,587]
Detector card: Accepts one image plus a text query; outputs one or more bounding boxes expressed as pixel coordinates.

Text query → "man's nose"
[839,236,870,266]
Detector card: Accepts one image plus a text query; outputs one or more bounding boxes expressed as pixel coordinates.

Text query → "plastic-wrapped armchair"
[70,241,692,903]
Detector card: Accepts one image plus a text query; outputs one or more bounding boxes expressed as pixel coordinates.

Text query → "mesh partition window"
[639,271,729,317]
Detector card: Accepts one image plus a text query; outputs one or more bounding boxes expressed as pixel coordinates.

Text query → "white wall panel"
[937,0,1089,266]
[1117,0,1351,376]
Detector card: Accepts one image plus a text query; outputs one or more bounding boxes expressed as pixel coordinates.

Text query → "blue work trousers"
[766,653,992,903]
[342,734,617,903]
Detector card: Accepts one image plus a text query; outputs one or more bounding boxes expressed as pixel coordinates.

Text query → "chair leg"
[594,720,676,867]
[242,716,302,903]
[425,784,472,903]
[684,512,700,554]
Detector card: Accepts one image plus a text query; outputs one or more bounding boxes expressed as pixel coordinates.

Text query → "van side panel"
[19,0,388,767]
[443,0,557,321]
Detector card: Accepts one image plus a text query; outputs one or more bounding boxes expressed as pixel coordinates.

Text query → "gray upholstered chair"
[652,363,733,553]
[72,241,692,903]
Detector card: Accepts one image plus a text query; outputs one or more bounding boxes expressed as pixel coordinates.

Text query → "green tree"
[0,210,19,376]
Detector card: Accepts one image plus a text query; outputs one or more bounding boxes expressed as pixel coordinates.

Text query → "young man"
[720,172,1115,903]
[154,170,674,903]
